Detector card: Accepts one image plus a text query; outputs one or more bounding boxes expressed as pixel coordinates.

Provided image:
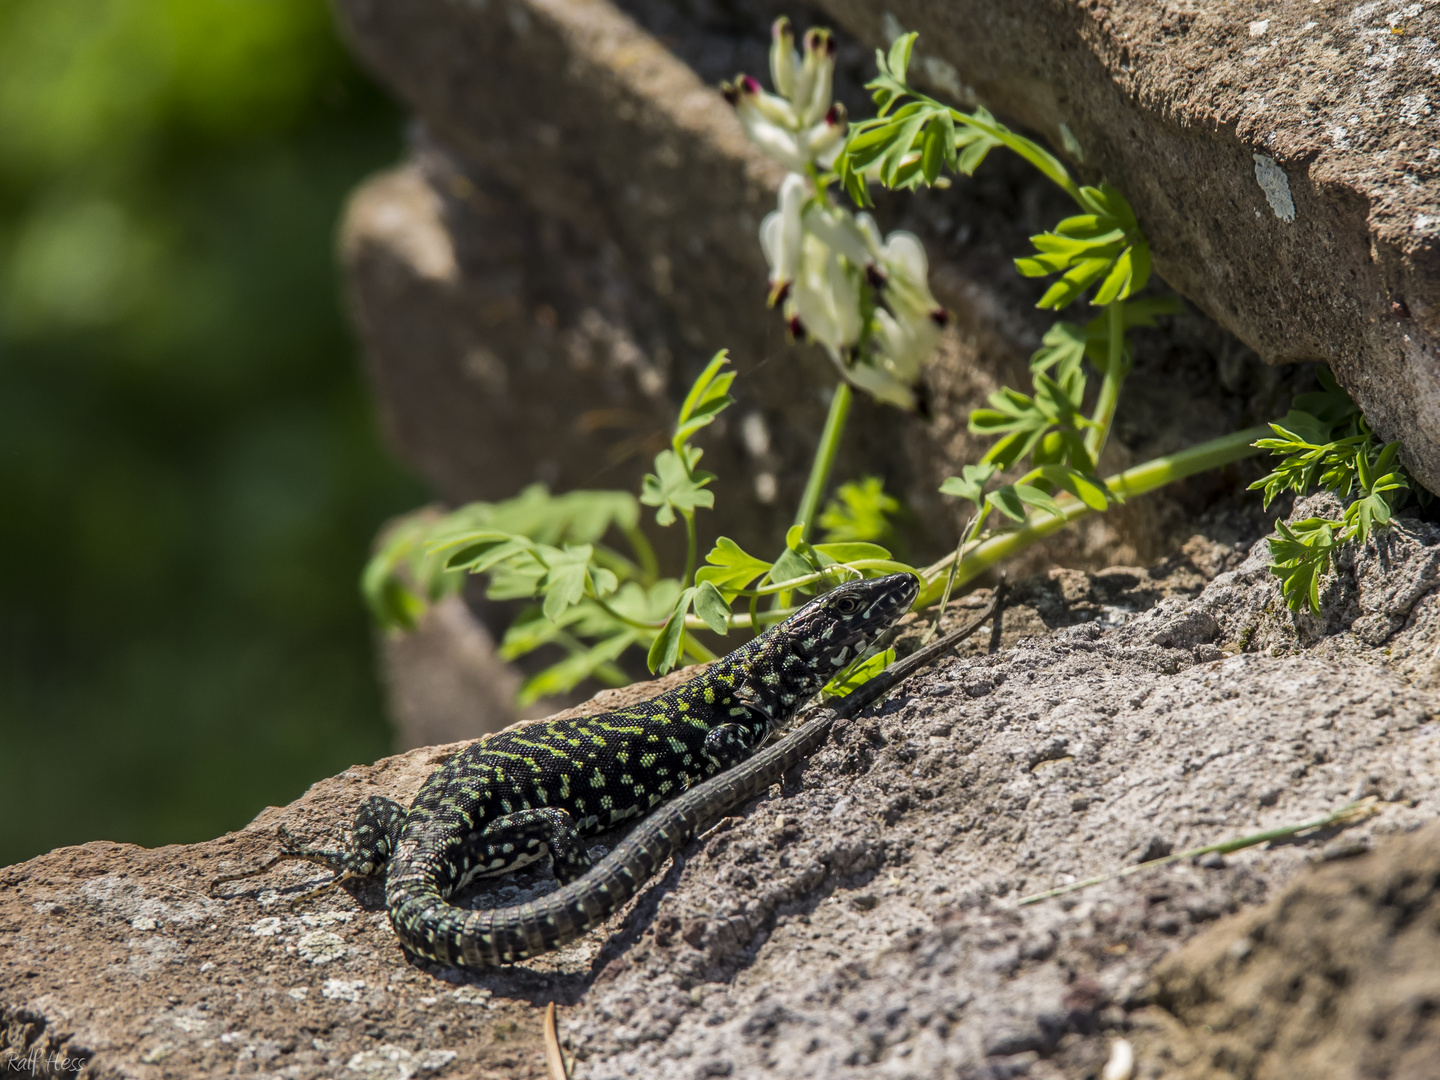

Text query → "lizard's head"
[783,572,919,677]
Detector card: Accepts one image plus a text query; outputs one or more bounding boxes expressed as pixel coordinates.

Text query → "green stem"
[915,426,1269,607]
[682,510,697,588]
[735,559,915,597]
[941,102,1083,206]
[1085,301,1126,464]
[622,525,660,583]
[589,595,666,633]
[794,382,853,541]
[683,604,800,633]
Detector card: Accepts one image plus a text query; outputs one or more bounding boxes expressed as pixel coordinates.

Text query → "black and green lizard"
[214,572,1000,967]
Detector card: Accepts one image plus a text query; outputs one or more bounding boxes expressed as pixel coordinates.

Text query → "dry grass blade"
[1019,798,1380,906]
[543,1001,569,1080]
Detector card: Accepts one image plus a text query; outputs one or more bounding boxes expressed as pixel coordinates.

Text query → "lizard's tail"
[382,806,689,967]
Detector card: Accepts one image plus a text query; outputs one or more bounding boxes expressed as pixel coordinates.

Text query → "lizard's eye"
[833,595,861,614]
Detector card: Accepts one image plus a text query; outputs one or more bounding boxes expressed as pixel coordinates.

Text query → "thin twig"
[1018,798,1380,906]
[543,1001,569,1080]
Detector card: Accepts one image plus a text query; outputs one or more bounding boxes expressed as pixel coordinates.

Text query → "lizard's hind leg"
[450,807,594,890]
[211,796,406,901]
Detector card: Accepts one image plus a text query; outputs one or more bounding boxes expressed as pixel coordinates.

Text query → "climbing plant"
[365,20,1416,703]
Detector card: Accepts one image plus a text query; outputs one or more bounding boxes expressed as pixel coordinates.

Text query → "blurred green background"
[0,0,422,866]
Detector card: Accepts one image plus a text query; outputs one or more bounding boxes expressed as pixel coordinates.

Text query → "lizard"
[213,571,1002,968]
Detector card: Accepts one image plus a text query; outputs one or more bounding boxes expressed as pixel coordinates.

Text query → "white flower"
[759,173,808,305]
[879,230,948,327]
[801,198,873,272]
[800,104,848,167]
[871,307,940,386]
[727,18,944,412]
[791,233,861,351]
[725,78,809,171]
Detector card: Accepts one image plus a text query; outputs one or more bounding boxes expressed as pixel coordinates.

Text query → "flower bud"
[727,88,807,171]
[770,18,798,101]
[731,73,798,129]
[792,28,836,128]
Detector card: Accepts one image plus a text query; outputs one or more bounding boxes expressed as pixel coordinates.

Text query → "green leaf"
[1017,183,1148,310]
[640,447,715,526]
[1037,257,1111,309]
[442,535,531,574]
[1013,483,1065,518]
[822,647,895,698]
[769,547,817,586]
[939,462,998,506]
[1029,321,1087,378]
[886,32,917,82]
[770,523,820,586]
[954,129,1001,175]
[538,544,594,621]
[1091,246,1133,306]
[673,350,735,453]
[1267,517,1336,614]
[1126,240,1152,298]
[921,117,946,184]
[986,484,1028,522]
[879,113,928,187]
[486,558,548,600]
[647,587,696,674]
[1033,464,1112,510]
[839,146,872,207]
[695,536,773,597]
[811,541,894,565]
[692,580,732,635]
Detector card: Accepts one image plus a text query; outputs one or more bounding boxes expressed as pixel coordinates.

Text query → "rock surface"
[1136,819,1440,1080]
[561,509,1440,1079]
[5,508,1440,1079]
[334,0,1292,554]
[814,0,1440,490]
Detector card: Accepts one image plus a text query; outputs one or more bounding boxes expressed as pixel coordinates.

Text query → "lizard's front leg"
[701,721,767,773]
[211,795,406,900]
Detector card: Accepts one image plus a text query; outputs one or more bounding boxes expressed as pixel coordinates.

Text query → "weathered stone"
[7,507,1440,1078]
[814,0,1440,489]
[1136,820,1440,1080]
[560,507,1440,1078]
[334,0,1292,566]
